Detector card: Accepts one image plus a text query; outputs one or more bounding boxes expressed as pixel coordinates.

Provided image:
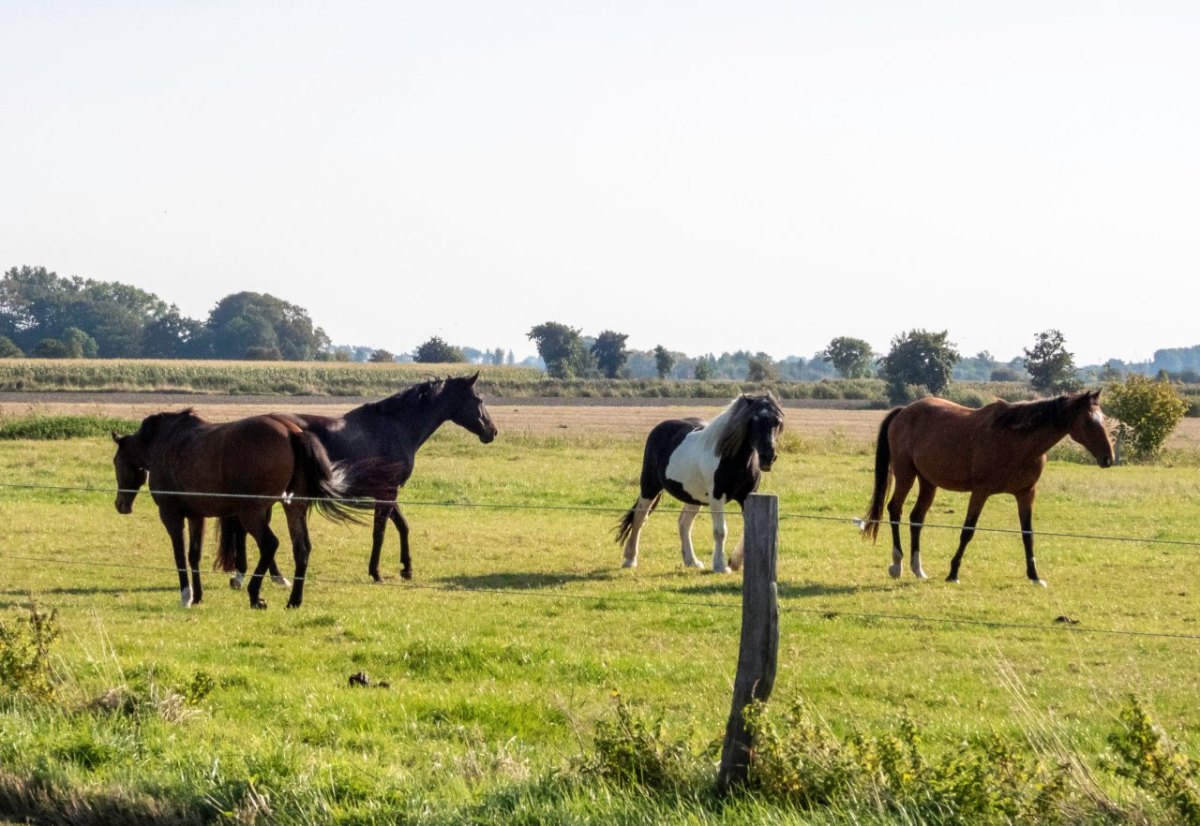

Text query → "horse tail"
[215,516,240,572]
[289,431,362,524]
[863,408,902,542]
[614,492,661,544]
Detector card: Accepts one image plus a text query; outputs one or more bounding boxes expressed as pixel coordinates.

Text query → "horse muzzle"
[114,496,134,515]
[1098,454,1114,469]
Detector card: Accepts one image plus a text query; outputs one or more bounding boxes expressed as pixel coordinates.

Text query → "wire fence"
[2,481,1199,644]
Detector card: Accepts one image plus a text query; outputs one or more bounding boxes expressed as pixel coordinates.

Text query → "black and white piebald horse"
[615,393,784,572]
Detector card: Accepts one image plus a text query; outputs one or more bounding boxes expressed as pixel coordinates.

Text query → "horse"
[615,393,784,572]
[112,409,360,609]
[861,389,1114,586]
[221,373,498,584]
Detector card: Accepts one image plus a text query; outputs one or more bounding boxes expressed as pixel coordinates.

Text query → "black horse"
[615,393,784,572]
[222,373,498,584]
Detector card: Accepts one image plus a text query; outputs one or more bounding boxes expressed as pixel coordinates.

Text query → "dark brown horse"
[862,390,1114,585]
[222,374,498,583]
[112,409,358,609]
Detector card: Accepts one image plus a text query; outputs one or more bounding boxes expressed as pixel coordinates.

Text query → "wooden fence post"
[717,492,779,795]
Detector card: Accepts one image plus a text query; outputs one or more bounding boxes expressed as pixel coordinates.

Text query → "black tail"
[863,408,901,542]
[289,431,362,524]
[215,517,240,572]
[614,492,661,544]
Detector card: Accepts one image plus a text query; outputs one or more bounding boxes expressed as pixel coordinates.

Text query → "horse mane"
[360,378,445,417]
[714,393,784,459]
[136,408,205,439]
[992,394,1080,431]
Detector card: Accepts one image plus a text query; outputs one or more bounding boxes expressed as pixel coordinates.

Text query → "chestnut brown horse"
[112,409,358,609]
[862,390,1114,585]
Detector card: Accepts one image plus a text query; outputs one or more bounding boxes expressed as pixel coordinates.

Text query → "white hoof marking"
[180,588,193,608]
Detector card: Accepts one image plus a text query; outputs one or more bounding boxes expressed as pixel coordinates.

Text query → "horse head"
[718,393,785,470]
[444,372,498,444]
[111,431,148,514]
[1067,389,1114,468]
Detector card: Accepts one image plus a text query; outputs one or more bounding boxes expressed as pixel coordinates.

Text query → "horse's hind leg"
[886,467,916,578]
[621,496,657,568]
[1015,488,1045,586]
[186,515,205,605]
[368,503,389,582]
[284,504,312,609]
[389,504,412,580]
[243,514,281,610]
[679,504,706,570]
[907,477,937,579]
[947,490,989,583]
[709,499,731,573]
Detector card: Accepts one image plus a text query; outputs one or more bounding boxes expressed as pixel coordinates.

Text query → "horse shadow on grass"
[439,569,617,592]
[669,579,894,601]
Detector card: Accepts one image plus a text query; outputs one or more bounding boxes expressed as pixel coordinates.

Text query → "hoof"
[286,601,302,610]
[888,564,902,579]
[401,569,413,581]
[271,575,291,588]
[229,576,243,590]
[728,559,742,572]
[1033,579,1048,588]
[370,571,382,583]
[251,599,268,610]
[946,576,959,584]
[621,558,637,569]
[712,566,731,574]
[180,589,193,608]
[913,569,928,580]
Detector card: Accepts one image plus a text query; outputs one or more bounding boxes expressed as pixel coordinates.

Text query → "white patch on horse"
[1091,410,1105,427]
[180,587,193,608]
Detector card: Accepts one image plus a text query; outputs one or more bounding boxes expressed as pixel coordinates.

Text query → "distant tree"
[61,327,98,358]
[369,349,395,363]
[506,350,515,365]
[653,345,675,379]
[591,330,629,378]
[1105,375,1188,458]
[32,338,70,358]
[0,334,22,357]
[1024,329,1080,394]
[206,292,329,360]
[746,356,778,382]
[1098,361,1124,382]
[878,329,960,404]
[990,366,1023,382]
[693,358,713,380]
[820,336,874,379]
[142,306,204,358]
[244,346,282,360]
[528,322,592,378]
[490,347,506,365]
[413,336,464,363]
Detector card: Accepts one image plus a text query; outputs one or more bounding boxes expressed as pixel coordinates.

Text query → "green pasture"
[2,423,1200,823]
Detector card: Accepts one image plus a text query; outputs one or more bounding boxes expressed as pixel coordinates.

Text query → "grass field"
[2,401,1200,823]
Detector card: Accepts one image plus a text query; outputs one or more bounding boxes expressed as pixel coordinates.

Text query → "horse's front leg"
[678,504,704,569]
[709,498,730,573]
[158,509,192,608]
[186,514,205,605]
[1016,488,1045,586]
[284,504,311,609]
[947,490,989,583]
[388,503,412,580]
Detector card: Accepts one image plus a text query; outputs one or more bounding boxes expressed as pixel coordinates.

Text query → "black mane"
[358,378,444,418]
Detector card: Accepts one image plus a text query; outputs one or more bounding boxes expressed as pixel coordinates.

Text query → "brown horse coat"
[863,391,1114,584]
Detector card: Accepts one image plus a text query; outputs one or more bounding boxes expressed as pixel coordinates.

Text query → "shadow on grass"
[439,569,616,591]
[0,584,174,599]
[670,579,892,599]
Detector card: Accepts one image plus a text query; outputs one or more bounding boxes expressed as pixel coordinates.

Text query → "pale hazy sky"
[3,1,1197,364]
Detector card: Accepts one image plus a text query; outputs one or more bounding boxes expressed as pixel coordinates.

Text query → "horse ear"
[1090,389,1102,402]
[466,371,479,386]
[111,431,122,445]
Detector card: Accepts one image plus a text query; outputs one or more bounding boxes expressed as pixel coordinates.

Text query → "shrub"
[1104,375,1188,459]
[578,692,694,790]
[0,603,59,699]
[1105,697,1200,824]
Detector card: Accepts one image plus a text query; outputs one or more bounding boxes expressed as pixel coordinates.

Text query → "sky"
[2,1,1198,366]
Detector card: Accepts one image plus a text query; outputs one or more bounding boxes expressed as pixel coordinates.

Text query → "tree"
[878,329,960,404]
[694,356,714,380]
[369,349,395,363]
[490,347,506,366]
[413,336,465,363]
[0,334,22,357]
[205,292,329,360]
[820,336,874,379]
[528,322,592,378]
[1024,329,1080,394]
[1105,375,1188,459]
[653,345,675,379]
[746,356,778,382]
[590,330,629,379]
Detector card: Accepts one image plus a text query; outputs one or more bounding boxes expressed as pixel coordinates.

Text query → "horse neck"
[356,397,449,452]
[1014,420,1072,458]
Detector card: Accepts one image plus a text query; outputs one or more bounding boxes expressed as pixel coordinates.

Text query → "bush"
[1104,375,1188,459]
[1105,697,1200,824]
[0,603,59,700]
[578,692,694,790]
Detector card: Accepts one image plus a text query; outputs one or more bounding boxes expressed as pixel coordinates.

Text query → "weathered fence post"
[717,492,779,795]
